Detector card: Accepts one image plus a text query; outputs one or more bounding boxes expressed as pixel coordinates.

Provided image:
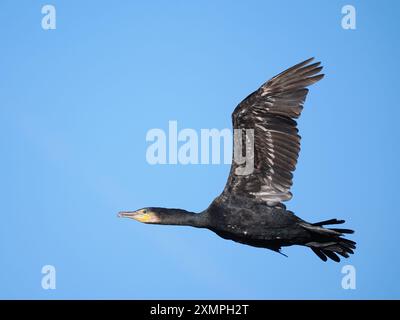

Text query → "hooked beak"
[118,211,137,218]
[117,210,160,223]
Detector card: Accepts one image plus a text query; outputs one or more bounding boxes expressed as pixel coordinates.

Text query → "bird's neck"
[157,208,207,228]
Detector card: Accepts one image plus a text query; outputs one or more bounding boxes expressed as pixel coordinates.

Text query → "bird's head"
[118,207,204,227]
[118,208,162,224]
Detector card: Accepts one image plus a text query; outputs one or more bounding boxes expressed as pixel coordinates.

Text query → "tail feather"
[329,228,354,234]
[311,248,328,261]
[323,250,340,262]
[303,219,356,262]
[312,219,345,226]
[339,238,356,249]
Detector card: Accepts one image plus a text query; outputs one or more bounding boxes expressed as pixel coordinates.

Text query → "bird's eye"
[142,210,147,214]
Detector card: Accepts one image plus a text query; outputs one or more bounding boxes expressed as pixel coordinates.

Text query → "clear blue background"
[0,0,399,299]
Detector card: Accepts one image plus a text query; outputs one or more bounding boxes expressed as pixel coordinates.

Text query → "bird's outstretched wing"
[222,58,324,205]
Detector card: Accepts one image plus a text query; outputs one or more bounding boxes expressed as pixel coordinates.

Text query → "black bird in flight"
[119,58,356,262]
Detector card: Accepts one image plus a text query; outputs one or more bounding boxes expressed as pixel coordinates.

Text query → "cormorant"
[119,58,356,262]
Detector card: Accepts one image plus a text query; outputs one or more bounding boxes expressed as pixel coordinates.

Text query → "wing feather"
[222,58,324,205]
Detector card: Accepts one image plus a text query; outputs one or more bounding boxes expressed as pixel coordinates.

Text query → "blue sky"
[0,0,399,299]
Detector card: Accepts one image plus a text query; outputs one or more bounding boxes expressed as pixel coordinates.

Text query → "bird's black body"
[200,193,356,260]
[120,58,356,262]
[205,195,308,252]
